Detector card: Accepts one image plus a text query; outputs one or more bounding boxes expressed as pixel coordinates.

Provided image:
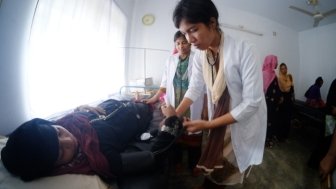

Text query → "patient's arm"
[74,105,106,116]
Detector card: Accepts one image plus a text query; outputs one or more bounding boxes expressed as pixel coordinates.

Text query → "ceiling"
[221,0,336,31]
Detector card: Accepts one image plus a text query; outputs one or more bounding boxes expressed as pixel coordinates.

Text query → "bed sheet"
[0,137,117,189]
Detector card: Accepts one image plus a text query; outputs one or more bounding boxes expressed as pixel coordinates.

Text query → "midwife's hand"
[183,120,209,133]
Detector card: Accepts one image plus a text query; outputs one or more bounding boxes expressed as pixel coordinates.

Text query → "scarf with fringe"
[197,33,231,174]
[197,88,230,173]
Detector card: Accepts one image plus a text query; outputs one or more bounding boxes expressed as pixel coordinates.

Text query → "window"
[24,0,127,118]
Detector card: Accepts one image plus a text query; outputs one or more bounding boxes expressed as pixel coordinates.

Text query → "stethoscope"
[206,51,219,85]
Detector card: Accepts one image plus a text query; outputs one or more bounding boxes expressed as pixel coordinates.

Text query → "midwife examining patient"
[160,0,267,188]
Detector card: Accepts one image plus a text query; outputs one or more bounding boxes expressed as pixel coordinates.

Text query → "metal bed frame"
[119,85,160,100]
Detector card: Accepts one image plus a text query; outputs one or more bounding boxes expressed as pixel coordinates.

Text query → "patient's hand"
[75,105,106,116]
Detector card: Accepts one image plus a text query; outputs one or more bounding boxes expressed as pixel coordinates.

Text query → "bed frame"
[119,85,159,100]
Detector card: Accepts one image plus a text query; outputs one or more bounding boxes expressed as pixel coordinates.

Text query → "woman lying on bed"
[1,99,182,182]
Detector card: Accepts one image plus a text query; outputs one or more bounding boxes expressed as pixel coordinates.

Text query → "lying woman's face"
[53,125,78,166]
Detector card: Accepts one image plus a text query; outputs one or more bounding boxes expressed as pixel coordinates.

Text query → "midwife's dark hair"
[173,0,219,29]
[174,31,186,42]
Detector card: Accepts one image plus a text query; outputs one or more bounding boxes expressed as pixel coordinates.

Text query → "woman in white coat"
[145,30,204,173]
[163,0,267,188]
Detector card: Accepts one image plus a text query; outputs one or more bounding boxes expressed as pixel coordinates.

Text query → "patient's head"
[1,118,60,181]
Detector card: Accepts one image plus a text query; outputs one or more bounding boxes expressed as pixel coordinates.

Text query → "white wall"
[215,2,300,89]
[126,0,177,85]
[298,23,336,101]
[127,0,301,90]
[0,0,37,135]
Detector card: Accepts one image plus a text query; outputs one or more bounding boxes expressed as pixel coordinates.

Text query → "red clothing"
[52,113,114,179]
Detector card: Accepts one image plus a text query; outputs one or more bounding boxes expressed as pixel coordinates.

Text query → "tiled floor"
[167,120,321,189]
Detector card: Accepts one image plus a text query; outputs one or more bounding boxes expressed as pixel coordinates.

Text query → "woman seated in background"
[305,76,325,109]
[1,99,182,182]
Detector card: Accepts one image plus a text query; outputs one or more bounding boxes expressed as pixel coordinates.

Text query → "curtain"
[24,0,127,118]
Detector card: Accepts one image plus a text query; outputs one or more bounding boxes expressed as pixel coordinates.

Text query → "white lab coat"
[160,52,204,120]
[185,34,267,173]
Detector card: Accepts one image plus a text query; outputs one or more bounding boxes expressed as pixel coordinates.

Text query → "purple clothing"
[305,84,322,100]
